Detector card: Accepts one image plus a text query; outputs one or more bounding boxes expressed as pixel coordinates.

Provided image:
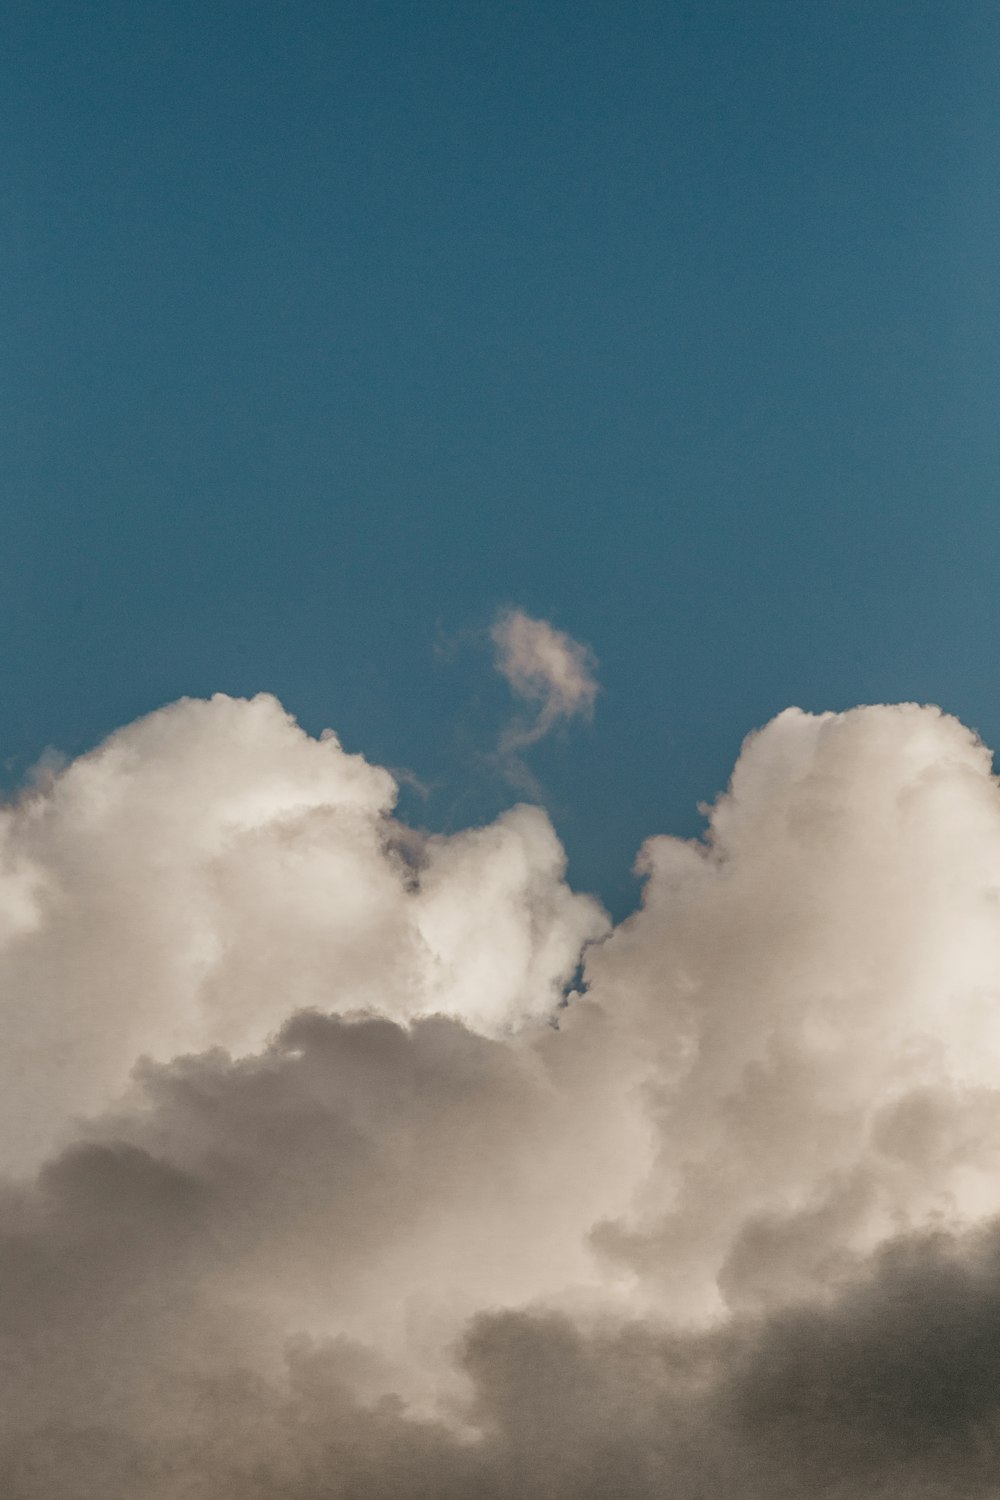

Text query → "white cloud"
[4,691,1000,1493]
[585,703,1000,1316]
[0,693,607,1172]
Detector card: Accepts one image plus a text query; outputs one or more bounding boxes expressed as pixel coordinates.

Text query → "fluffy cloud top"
[2,690,1000,1496]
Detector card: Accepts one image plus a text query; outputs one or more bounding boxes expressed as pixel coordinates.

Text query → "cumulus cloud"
[4,691,1000,1494]
[0,693,606,1172]
[491,608,598,761]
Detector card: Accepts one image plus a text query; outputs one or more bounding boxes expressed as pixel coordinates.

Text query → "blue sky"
[4,0,999,914]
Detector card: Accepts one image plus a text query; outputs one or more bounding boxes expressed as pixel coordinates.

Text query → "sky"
[5,5,1000,1497]
[4,0,1000,913]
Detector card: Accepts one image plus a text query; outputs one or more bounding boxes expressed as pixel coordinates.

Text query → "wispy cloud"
[489,608,598,789]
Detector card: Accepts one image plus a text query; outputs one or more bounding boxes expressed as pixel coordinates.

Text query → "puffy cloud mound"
[0,693,606,1172]
[3,693,1000,1496]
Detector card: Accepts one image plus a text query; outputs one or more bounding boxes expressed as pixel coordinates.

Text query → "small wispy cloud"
[490,608,599,765]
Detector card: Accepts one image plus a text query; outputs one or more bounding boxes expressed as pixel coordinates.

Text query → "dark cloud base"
[6,1243,1000,1498]
[3,1009,999,1499]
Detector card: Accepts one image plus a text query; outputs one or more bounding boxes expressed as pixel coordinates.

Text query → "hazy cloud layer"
[3,693,1000,1494]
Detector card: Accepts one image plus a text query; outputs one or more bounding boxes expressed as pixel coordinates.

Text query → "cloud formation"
[3,692,1000,1495]
[491,608,598,758]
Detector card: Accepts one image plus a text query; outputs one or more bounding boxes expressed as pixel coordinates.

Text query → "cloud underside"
[4,692,1000,1495]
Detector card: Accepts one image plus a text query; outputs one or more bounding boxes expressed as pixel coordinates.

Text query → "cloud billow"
[2,689,1000,1494]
